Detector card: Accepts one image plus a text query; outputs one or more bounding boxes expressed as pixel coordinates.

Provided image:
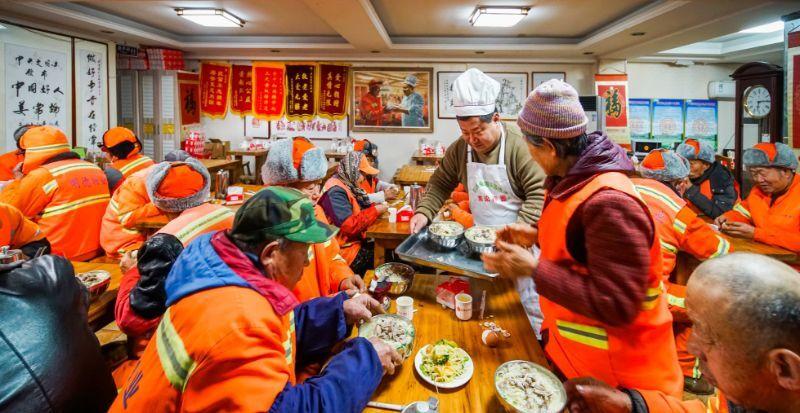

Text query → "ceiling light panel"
[176,8,244,28]
[469,6,530,28]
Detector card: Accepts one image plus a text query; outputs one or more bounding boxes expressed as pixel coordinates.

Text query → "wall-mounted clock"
[743,85,772,119]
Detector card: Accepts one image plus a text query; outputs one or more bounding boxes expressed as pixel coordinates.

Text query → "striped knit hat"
[517,79,588,139]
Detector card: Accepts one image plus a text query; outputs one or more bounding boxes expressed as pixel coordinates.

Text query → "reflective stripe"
[733,203,751,219]
[284,311,295,365]
[692,357,702,379]
[174,208,234,244]
[673,218,687,234]
[42,180,58,195]
[109,198,120,214]
[556,320,608,350]
[642,285,662,311]
[119,156,151,175]
[47,162,99,177]
[323,239,333,247]
[635,185,681,213]
[667,293,685,309]
[40,194,109,218]
[333,254,346,263]
[307,245,314,261]
[118,211,133,225]
[121,227,140,235]
[156,308,196,392]
[660,239,678,254]
[710,236,730,258]
[25,143,70,153]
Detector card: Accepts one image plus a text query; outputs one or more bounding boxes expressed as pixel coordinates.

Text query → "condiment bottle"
[415,401,429,413]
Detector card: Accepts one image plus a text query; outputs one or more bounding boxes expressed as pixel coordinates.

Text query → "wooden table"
[200,158,242,185]
[325,151,346,162]
[228,149,269,184]
[73,261,123,332]
[393,164,437,187]
[366,218,410,267]
[361,271,548,412]
[412,150,444,165]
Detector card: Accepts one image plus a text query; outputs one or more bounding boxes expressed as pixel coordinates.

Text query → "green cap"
[230,186,338,244]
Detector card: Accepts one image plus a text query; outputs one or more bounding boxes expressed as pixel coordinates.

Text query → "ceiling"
[0,0,796,63]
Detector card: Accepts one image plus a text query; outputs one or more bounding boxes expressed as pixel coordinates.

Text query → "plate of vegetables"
[414,339,473,389]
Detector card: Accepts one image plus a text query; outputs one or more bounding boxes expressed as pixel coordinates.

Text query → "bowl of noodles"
[494,360,566,413]
[414,339,473,389]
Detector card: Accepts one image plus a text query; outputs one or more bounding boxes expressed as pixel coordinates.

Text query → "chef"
[409,68,546,333]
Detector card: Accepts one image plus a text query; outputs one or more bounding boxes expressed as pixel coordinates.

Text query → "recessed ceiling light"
[475,51,485,54]
[583,51,594,55]
[176,8,244,28]
[469,6,530,27]
[100,29,115,34]
[270,49,281,53]
[631,32,645,36]
[740,21,783,34]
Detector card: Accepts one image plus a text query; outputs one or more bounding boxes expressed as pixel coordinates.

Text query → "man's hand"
[12,162,23,180]
[564,377,633,413]
[120,250,138,274]
[384,186,400,201]
[409,213,429,234]
[481,240,538,279]
[367,337,403,376]
[339,275,366,295]
[343,293,385,325]
[722,222,755,239]
[496,223,538,248]
[374,203,389,215]
[714,215,728,228]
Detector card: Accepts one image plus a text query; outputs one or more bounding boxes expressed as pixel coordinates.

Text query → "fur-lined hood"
[146,157,211,213]
[261,137,327,185]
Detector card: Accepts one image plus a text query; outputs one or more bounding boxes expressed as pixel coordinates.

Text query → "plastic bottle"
[415,402,430,413]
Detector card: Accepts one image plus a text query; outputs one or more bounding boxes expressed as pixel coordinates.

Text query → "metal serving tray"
[395,228,498,280]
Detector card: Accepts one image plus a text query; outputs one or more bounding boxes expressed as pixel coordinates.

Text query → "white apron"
[467,125,543,337]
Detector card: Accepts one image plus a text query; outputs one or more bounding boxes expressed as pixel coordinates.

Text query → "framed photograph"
[244,115,270,138]
[532,72,566,88]
[437,71,528,120]
[351,67,433,133]
[269,115,349,140]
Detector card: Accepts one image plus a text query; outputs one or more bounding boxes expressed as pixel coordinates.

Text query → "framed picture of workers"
[350,67,433,133]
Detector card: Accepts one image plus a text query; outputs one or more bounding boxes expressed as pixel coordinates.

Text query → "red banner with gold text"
[178,72,200,125]
[317,64,349,120]
[595,74,630,146]
[231,64,253,116]
[252,63,286,121]
[200,62,230,118]
[286,64,316,121]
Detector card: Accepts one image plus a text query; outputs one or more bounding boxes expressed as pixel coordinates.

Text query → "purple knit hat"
[517,79,588,139]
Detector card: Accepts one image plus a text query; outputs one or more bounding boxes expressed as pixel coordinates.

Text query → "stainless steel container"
[409,184,425,211]
[0,246,24,264]
[494,360,567,413]
[215,169,229,200]
[427,222,463,250]
[464,226,497,255]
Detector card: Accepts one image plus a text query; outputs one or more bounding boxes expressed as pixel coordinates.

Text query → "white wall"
[195,60,739,181]
[626,62,740,152]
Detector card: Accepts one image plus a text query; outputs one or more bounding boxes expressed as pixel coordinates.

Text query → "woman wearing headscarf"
[319,151,388,275]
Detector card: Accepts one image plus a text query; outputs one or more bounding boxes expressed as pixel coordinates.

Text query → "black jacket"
[0,256,116,412]
[685,161,737,219]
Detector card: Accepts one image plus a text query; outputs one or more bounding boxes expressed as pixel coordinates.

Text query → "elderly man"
[563,253,800,413]
[483,79,681,397]
[359,79,384,126]
[388,75,425,127]
[633,149,731,394]
[676,138,737,218]
[111,187,400,412]
[715,142,800,256]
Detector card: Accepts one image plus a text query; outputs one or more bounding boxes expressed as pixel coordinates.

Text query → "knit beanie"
[146,157,211,213]
[639,149,690,182]
[676,139,714,164]
[743,142,798,171]
[517,79,588,139]
[261,137,327,186]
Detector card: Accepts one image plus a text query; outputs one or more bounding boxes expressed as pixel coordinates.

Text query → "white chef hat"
[452,68,501,117]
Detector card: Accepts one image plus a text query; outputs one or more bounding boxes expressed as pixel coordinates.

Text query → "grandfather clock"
[730,62,784,184]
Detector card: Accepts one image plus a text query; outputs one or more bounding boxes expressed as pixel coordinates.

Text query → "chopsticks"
[366,401,404,411]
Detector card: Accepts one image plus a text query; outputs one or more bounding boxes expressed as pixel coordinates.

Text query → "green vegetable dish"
[419,339,470,383]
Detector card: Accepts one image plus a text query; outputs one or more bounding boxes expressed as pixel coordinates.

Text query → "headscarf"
[336,151,372,208]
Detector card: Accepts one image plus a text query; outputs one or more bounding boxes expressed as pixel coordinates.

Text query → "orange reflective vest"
[100,166,166,258]
[538,172,682,397]
[723,174,800,255]
[0,202,44,248]
[360,178,377,194]
[0,159,110,260]
[0,150,23,181]
[109,287,297,412]
[322,177,362,263]
[632,178,731,279]
[156,203,235,246]
[113,154,154,182]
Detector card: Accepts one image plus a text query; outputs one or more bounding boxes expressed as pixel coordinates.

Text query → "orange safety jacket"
[638,389,733,413]
[0,202,44,248]
[722,174,800,255]
[322,177,363,264]
[100,166,167,258]
[632,178,731,279]
[360,177,377,194]
[0,150,23,181]
[112,154,155,183]
[0,158,110,260]
[537,172,682,397]
[156,203,235,246]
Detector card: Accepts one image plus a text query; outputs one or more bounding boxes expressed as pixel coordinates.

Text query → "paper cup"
[396,296,414,320]
[455,293,473,321]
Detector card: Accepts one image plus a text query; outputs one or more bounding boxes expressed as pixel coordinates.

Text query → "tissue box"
[226,186,244,205]
[435,276,470,309]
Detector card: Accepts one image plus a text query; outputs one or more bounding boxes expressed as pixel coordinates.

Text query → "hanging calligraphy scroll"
[200,62,230,118]
[285,64,316,121]
[317,64,349,120]
[231,64,253,116]
[252,63,285,121]
[595,74,629,145]
[76,42,107,148]
[178,72,200,125]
